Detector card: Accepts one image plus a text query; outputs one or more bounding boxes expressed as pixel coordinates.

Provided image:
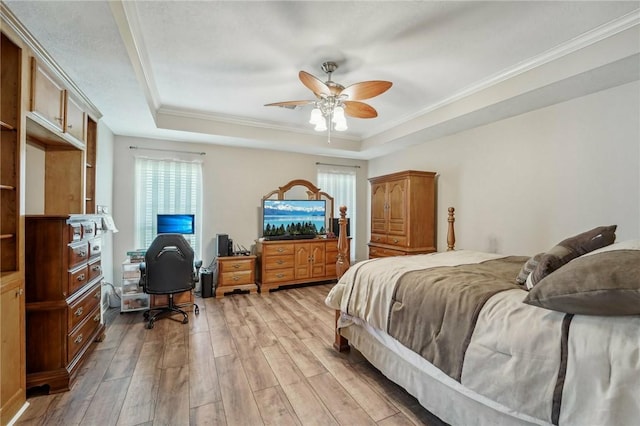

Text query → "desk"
[216,255,257,298]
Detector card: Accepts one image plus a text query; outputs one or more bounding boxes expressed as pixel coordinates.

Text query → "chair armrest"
[139,262,147,289]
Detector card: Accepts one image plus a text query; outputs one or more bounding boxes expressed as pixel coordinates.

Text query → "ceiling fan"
[265,61,392,139]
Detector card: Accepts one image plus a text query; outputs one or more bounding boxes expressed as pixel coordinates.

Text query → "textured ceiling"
[4,1,640,158]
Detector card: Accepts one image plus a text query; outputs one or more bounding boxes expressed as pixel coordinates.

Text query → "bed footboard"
[332,206,457,352]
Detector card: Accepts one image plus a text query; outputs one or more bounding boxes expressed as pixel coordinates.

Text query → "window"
[317,164,356,261]
[134,157,203,257]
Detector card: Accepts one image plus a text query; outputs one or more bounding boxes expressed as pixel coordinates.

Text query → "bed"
[326,207,640,426]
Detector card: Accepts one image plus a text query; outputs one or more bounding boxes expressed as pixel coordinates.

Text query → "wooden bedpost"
[334,206,350,352]
[447,207,456,251]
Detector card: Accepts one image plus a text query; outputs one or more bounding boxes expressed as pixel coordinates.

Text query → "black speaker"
[216,234,230,257]
[332,218,350,237]
[200,268,214,298]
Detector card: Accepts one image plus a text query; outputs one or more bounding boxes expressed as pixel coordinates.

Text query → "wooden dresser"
[368,170,436,258]
[25,215,105,393]
[256,238,348,293]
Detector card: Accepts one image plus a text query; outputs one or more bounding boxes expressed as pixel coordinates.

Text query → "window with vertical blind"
[317,164,356,261]
[134,157,203,257]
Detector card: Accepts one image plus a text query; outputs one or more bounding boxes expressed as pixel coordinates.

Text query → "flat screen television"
[157,214,195,234]
[262,199,326,239]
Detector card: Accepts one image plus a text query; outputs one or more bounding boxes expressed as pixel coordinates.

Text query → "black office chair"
[139,234,202,329]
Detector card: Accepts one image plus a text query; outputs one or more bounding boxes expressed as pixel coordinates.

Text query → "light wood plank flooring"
[16,284,446,426]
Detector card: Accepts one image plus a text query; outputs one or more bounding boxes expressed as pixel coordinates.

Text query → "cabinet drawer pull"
[55,116,63,123]
[232,276,240,281]
[93,314,100,322]
[67,124,73,129]
[76,274,86,281]
[74,307,84,317]
[277,248,285,253]
[74,334,83,344]
[393,239,399,243]
[91,265,101,272]
[78,250,87,257]
[232,264,241,269]
[276,260,284,265]
[276,273,285,278]
[92,245,100,251]
[94,291,100,299]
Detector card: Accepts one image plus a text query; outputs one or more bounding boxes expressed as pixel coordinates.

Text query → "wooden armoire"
[368,170,436,258]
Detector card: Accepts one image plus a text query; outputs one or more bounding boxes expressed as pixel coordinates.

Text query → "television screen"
[157,214,195,234]
[262,199,326,238]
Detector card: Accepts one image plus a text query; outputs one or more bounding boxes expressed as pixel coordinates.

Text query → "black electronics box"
[200,267,215,298]
[216,234,230,257]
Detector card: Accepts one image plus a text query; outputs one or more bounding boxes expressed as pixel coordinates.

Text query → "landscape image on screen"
[263,200,326,238]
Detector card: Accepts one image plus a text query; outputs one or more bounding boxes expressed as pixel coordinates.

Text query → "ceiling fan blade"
[299,71,331,96]
[264,100,314,110]
[343,101,378,118]
[340,81,393,100]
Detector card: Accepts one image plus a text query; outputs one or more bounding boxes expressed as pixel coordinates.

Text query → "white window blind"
[317,164,356,261]
[134,157,203,257]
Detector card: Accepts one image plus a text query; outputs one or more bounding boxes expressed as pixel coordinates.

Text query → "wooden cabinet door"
[31,58,65,131]
[0,279,25,425]
[370,182,388,234]
[387,178,408,236]
[310,242,325,278]
[294,243,311,280]
[65,96,85,142]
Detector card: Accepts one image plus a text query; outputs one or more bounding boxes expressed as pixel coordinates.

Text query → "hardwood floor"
[16,284,447,426]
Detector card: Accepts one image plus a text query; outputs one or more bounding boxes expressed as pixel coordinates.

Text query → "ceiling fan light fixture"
[314,119,327,132]
[309,107,323,125]
[334,119,348,132]
[332,106,345,123]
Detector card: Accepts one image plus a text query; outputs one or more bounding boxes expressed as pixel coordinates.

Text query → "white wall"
[96,121,115,285]
[369,81,640,255]
[111,138,368,284]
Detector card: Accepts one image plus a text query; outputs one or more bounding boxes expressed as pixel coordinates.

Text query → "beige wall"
[111,139,368,284]
[369,81,640,255]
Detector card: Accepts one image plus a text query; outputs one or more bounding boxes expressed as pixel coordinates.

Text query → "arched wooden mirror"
[262,179,335,236]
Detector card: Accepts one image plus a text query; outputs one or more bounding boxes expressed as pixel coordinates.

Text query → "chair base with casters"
[142,293,200,329]
[139,233,203,329]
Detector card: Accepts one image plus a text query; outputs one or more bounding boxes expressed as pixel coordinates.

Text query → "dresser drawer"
[220,270,254,286]
[369,246,407,258]
[68,305,100,362]
[68,242,89,268]
[386,235,408,247]
[262,268,295,284]
[68,264,89,295]
[218,258,253,273]
[263,243,295,256]
[81,221,96,239]
[89,238,102,258]
[68,282,101,331]
[370,233,387,244]
[68,222,83,243]
[88,258,102,282]
[264,255,295,270]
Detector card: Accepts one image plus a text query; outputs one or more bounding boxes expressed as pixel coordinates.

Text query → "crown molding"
[1,1,102,119]
[365,8,640,139]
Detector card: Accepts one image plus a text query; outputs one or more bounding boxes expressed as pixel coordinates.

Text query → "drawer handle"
[94,291,100,299]
[276,260,284,265]
[232,264,241,269]
[92,246,100,251]
[74,334,83,344]
[55,116,63,123]
[92,265,101,272]
[277,248,285,252]
[78,250,87,257]
[74,307,84,317]
[276,273,285,278]
[232,276,240,281]
[93,314,100,322]
[77,274,86,281]
[67,124,73,129]
[393,239,399,243]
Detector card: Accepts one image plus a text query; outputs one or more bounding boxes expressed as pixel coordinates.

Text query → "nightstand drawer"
[386,235,408,247]
[220,270,254,286]
[218,258,253,272]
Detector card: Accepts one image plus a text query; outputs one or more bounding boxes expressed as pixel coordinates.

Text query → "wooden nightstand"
[216,255,257,298]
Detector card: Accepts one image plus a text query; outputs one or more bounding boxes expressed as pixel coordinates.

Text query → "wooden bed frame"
[333,206,456,351]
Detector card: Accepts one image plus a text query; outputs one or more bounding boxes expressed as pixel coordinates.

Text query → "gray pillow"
[523,249,640,315]
[528,225,617,288]
[515,253,543,286]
